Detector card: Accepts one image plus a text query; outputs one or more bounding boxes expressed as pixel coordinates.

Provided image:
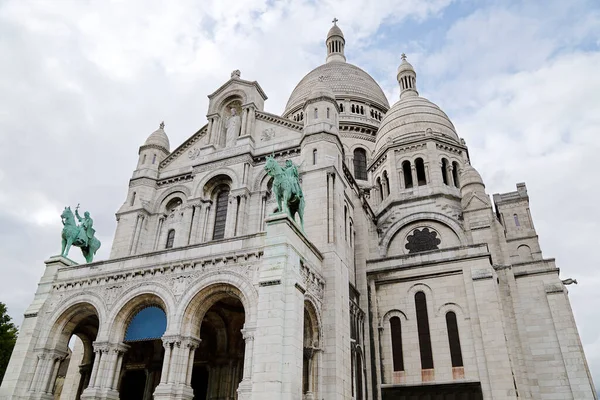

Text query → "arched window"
[142,154,147,164]
[213,187,230,240]
[349,220,353,247]
[370,109,374,117]
[313,149,317,165]
[152,154,157,164]
[452,161,460,187]
[353,148,367,180]
[351,104,355,113]
[340,103,344,112]
[165,229,175,249]
[360,105,364,115]
[441,159,449,185]
[377,177,383,201]
[300,112,303,120]
[327,107,330,119]
[130,192,136,206]
[446,312,463,367]
[314,108,318,119]
[415,158,426,186]
[383,171,390,197]
[125,306,167,342]
[390,316,404,371]
[402,161,413,188]
[514,214,520,227]
[415,292,434,369]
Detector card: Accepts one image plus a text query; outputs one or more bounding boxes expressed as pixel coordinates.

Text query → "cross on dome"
[159,121,165,129]
[401,53,407,61]
[332,17,338,25]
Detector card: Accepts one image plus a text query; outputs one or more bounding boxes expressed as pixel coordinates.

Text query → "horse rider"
[75,205,95,247]
[284,160,303,199]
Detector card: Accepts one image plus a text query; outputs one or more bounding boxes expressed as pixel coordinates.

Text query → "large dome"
[283,61,390,116]
[374,95,459,153]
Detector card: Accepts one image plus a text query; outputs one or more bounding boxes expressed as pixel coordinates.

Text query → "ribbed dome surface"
[375,96,458,152]
[284,62,390,116]
[144,126,170,152]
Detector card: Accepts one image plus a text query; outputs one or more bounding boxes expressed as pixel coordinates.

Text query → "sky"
[0,0,599,389]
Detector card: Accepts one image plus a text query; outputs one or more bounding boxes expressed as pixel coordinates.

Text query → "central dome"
[283,62,390,117]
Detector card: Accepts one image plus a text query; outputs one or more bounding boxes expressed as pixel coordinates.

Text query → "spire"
[326,18,346,63]
[397,53,418,99]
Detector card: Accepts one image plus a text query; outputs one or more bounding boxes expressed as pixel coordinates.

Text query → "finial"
[159,121,165,129]
[401,53,407,61]
[231,69,241,79]
[332,17,338,25]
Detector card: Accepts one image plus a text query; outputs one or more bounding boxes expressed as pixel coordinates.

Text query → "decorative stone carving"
[188,147,201,160]
[405,227,441,253]
[261,128,275,141]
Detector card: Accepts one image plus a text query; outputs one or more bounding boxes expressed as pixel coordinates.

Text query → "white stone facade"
[0,22,596,400]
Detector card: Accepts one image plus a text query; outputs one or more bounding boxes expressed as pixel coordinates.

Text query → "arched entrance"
[118,305,167,400]
[31,302,99,399]
[182,283,249,399]
[192,296,245,399]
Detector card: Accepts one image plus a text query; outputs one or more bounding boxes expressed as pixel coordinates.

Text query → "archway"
[37,303,99,399]
[302,301,320,399]
[191,295,246,399]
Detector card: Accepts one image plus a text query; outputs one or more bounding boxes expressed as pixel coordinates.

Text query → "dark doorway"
[382,381,484,400]
[191,366,209,400]
[119,370,147,400]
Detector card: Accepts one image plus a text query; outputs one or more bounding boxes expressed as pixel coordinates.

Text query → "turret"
[302,78,339,136]
[135,122,171,179]
[397,53,418,99]
[326,18,346,63]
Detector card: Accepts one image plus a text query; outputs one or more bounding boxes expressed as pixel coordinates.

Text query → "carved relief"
[261,128,275,141]
[188,147,201,160]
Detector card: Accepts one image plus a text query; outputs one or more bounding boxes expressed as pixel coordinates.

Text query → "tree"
[0,302,18,385]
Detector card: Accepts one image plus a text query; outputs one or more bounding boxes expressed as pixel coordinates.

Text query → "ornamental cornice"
[129,177,157,188]
[193,154,254,174]
[160,125,208,169]
[435,142,464,155]
[255,111,303,132]
[51,249,263,295]
[139,144,170,156]
[157,173,193,187]
[303,96,340,111]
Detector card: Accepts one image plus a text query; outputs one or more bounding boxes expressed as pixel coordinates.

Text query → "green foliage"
[0,302,18,385]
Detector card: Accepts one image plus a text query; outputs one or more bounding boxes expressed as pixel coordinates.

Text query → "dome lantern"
[326,18,346,63]
[397,53,418,99]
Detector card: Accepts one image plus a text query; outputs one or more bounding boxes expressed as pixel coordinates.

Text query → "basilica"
[0,22,596,400]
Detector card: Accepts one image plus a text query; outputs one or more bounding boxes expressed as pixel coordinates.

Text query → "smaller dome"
[144,122,170,152]
[460,164,485,191]
[327,24,344,39]
[397,54,415,75]
[375,96,459,153]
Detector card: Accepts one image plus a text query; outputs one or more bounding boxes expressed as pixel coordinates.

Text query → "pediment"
[463,193,491,210]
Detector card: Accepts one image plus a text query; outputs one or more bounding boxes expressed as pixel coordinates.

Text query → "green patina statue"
[264,155,305,230]
[60,204,101,263]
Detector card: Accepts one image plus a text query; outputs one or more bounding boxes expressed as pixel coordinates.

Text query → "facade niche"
[415,158,426,186]
[353,148,367,180]
[165,229,175,249]
[390,316,404,372]
[213,187,230,240]
[402,161,413,188]
[415,292,434,370]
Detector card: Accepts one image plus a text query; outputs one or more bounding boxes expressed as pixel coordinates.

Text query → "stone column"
[154,336,198,400]
[105,343,129,391]
[188,203,202,245]
[248,106,256,136]
[87,347,103,389]
[206,117,214,143]
[236,194,248,236]
[225,195,239,238]
[240,107,248,136]
[411,165,418,188]
[30,349,67,396]
[199,201,212,242]
[237,327,255,399]
[153,216,165,250]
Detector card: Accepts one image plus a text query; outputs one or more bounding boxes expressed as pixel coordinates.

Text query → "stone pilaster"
[237,327,255,400]
[154,336,200,400]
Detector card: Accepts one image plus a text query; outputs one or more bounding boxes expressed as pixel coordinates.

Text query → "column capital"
[241,327,256,341]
